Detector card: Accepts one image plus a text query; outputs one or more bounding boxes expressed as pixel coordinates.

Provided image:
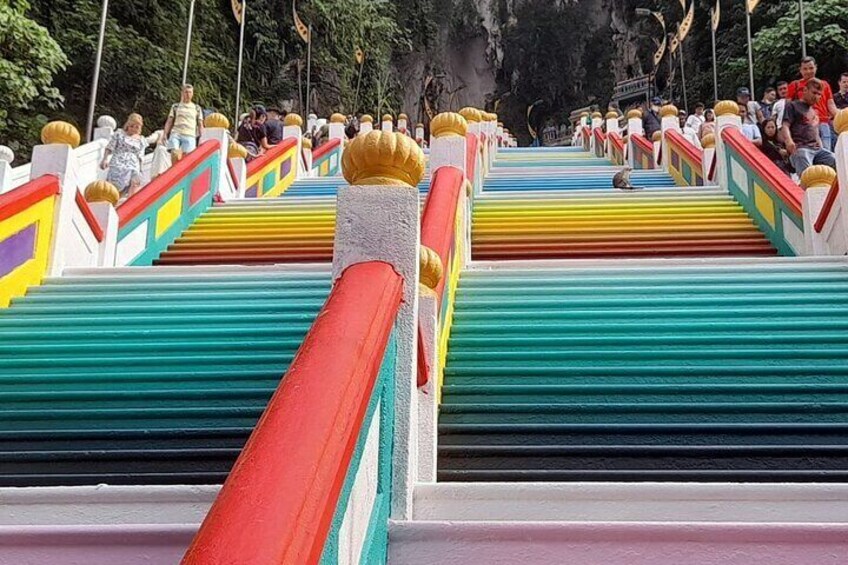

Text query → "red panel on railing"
[0,175,60,222]
[815,177,840,234]
[594,128,606,143]
[632,132,653,155]
[667,129,703,168]
[312,138,341,162]
[722,128,804,217]
[117,139,220,226]
[421,166,464,306]
[74,190,104,242]
[182,261,403,565]
[608,132,625,153]
[466,133,479,183]
[245,137,297,177]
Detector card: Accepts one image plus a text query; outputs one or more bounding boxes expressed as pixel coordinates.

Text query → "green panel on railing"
[320,332,397,565]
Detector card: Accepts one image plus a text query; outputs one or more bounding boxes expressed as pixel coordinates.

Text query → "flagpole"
[746,5,755,100]
[234,0,247,133]
[711,8,719,103]
[85,0,109,142]
[305,23,312,124]
[799,0,807,58]
[678,26,688,111]
[353,59,365,114]
[667,32,674,102]
[181,0,196,86]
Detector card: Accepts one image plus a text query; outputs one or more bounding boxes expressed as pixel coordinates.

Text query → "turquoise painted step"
[0,267,329,486]
[439,259,848,482]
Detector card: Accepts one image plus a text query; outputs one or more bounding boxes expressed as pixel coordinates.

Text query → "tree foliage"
[0,0,68,159]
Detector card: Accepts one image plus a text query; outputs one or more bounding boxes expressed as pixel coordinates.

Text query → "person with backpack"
[162,84,204,159]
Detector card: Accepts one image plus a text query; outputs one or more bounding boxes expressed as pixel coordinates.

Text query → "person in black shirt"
[781,78,836,174]
[835,73,848,110]
[264,107,285,145]
[236,107,271,161]
[642,97,662,139]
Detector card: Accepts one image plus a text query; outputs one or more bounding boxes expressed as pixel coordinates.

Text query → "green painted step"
[439,260,848,482]
[0,267,329,486]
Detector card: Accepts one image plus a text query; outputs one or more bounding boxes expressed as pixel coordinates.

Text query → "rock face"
[394,0,643,141]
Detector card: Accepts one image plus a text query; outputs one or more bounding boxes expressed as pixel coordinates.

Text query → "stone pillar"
[93,115,117,142]
[415,123,426,148]
[201,113,236,200]
[398,113,409,136]
[306,113,318,136]
[283,113,305,177]
[701,134,717,184]
[605,111,620,157]
[416,250,442,484]
[382,114,394,133]
[335,130,425,520]
[359,114,374,136]
[626,109,643,168]
[589,111,603,154]
[429,112,468,178]
[659,104,680,172]
[801,165,840,255]
[89,201,119,267]
[714,100,743,192]
[834,109,848,219]
[302,137,314,176]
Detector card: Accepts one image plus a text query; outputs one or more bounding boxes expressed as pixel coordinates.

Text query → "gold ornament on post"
[41,121,81,148]
[652,131,662,142]
[302,137,313,150]
[459,107,482,123]
[714,100,740,117]
[800,165,837,190]
[382,114,394,123]
[228,142,248,160]
[342,130,426,188]
[430,112,468,138]
[419,245,444,290]
[204,113,231,129]
[605,111,618,120]
[627,109,643,120]
[591,111,603,119]
[330,113,346,124]
[660,105,679,119]
[284,113,304,128]
[84,180,120,206]
[701,134,716,149]
[833,108,848,135]
[360,114,374,124]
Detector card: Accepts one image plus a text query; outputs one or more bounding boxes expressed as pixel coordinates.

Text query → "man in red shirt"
[787,56,838,150]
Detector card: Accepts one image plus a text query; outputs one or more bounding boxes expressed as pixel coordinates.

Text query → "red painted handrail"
[312,138,341,162]
[593,128,606,143]
[608,132,624,153]
[0,175,60,222]
[74,190,104,242]
[667,129,703,169]
[117,140,220,226]
[632,133,653,155]
[815,177,841,234]
[421,166,464,308]
[722,128,804,217]
[245,137,297,177]
[465,133,478,183]
[182,261,403,565]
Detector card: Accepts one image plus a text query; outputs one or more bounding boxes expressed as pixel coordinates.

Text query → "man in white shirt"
[685,102,706,132]
[739,105,762,146]
[772,81,789,128]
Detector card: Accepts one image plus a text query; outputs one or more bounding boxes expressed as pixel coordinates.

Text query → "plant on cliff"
[0,0,68,160]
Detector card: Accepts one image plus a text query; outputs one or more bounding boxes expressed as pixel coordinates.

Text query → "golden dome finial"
[330,113,346,124]
[41,121,81,148]
[419,246,444,289]
[284,114,304,127]
[800,165,837,190]
[459,107,482,123]
[701,134,716,149]
[430,112,468,138]
[342,130,426,188]
[204,113,230,129]
[627,109,642,120]
[714,100,740,117]
[360,114,374,124]
[833,108,848,135]
[660,104,678,119]
[302,137,313,150]
[228,141,248,159]
[84,180,120,206]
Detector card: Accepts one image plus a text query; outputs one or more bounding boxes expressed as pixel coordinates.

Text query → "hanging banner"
[231,0,244,23]
[712,0,721,31]
[678,2,695,43]
[747,0,762,14]
[293,0,310,43]
[679,0,686,11]
[653,34,667,66]
[355,47,365,65]
[527,104,537,140]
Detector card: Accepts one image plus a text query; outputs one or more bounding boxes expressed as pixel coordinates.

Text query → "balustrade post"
[590,111,603,154]
[359,114,374,135]
[328,113,347,145]
[834,110,848,218]
[626,109,643,168]
[0,146,13,194]
[382,114,394,133]
[334,130,425,520]
[659,104,680,172]
[713,101,743,193]
[801,166,839,255]
[282,114,305,177]
[415,123,426,148]
[202,113,237,200]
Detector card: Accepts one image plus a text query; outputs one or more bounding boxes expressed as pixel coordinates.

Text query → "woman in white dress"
[100,113,148,196]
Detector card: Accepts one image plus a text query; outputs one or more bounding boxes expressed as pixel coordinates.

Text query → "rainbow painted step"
[0,265,330,486]
[472,187,776,260]
[439,258,848,482]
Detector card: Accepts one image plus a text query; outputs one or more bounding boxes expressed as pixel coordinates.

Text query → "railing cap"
[342,130,425,188]
[800,165,837,190]
[41,121,81,148]
[431,112,468,138]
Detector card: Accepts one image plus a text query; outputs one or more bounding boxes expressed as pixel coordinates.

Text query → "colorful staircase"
[157,176,430,266]
[0,265,329,486]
